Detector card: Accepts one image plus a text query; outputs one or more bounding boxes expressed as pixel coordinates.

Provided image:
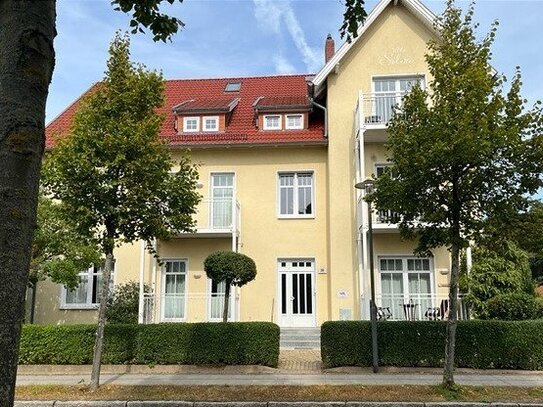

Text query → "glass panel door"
[209,279,233,320]
[162,260,186,320]
[278,260,315,327]
[211,173,234,228]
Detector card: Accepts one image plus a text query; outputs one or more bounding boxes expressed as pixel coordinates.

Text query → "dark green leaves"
[112,0,184,42]
[340,0,367,42]
[204,251,257,287]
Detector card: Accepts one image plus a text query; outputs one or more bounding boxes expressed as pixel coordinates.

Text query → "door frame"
[209,172,236,229]
[160,258,189,322]
[276,258,317,327]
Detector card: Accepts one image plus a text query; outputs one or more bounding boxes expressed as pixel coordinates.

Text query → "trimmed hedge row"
[321,320,543,370]
[19,322,279,367]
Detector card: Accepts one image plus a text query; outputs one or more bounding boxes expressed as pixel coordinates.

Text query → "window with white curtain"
[278,172,314,217]
[379,257,433,320]
[162,260,187,320]
[62,264,114,308]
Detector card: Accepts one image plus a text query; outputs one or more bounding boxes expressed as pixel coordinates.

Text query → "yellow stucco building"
[34,0,466,328]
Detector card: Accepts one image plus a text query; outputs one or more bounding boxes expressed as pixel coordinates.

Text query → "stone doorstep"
[17,365,277,375]
[13,402,543,407]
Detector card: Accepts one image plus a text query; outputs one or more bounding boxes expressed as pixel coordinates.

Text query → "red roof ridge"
[45,82,100,127]
[164,73,316,83]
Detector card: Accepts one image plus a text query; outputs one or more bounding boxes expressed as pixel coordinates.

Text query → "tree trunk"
[0,2,56,406]
[222,282,231,323]
[89,251,114,391]
[443,241,461,388]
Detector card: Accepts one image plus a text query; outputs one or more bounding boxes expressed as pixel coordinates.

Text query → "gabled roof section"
[46,74,325,148]
[172,97,240,114]
[254,96,310,112]
[312,0,437,89]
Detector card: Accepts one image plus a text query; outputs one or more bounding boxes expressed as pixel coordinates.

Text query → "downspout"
[311,100,328,139]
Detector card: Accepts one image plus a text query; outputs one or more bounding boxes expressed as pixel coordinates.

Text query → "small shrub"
[486,292,543,320]
[321,320,543,370]
[106,281,150,324]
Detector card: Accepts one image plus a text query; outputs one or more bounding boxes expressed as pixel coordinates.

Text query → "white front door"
[278,259,316,327]
[210,173,234,228]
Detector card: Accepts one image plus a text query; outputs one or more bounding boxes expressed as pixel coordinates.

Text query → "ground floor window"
[209,279,233,320]
[378,256,433,320]
[162,259,187,320]
[62,264,114,308]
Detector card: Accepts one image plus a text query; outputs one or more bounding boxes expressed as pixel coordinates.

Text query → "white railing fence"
[142,292,236,324]
[356,92,407,131]
[369,293,470,321]
[192,198,240,231]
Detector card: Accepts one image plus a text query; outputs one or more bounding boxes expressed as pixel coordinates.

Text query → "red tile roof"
[46,74,326,148]
[173,97,239,113]
[254,95,310,111]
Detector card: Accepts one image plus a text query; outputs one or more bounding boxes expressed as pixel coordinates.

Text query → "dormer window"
[285,114,303,130]
[203,116,219,132]
[183,117,200,132]
[264,115,282,130]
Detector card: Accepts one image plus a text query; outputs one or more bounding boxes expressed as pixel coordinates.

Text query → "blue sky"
[48,0,543,123]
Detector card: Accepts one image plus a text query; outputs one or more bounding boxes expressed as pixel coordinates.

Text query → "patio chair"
[425,307,441,320]
[377,306,392,321]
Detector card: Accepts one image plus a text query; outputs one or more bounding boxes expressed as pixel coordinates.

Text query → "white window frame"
[377,256,435,301]
[60,265,115,310]
[263,114,282,130]
[277,171,315,219]
[160,258,189,322]
[285,114,304,130]
[374,162,393,178]
[183,116,200,133]
[202,116,219,132]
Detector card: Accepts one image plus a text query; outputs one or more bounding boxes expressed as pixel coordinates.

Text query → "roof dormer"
[253,96,311,131]
[173,97,239,134]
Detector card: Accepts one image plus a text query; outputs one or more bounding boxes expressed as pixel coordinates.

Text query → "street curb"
[14,402,543,407]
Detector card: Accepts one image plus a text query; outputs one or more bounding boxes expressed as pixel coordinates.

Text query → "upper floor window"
[203,116,219,132]
[285,114,303,130]
[183,116,200,132]
[375,163,393,178]
[62,264,115,309]
[278,172,314,218]
[370,76,425,125]
[264,115,281,130]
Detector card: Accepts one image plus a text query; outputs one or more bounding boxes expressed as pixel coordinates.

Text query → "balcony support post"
[138,239,145,324]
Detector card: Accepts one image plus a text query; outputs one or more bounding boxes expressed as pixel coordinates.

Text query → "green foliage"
[106,281,151,324]
[462,242,534,318]
[43,33,200,255]
[321,320,543,370]
[204,251,257,287]
[510,201,543,283]
[19,322,279,367]
[19,324,138,365]
[340,0,367,42]
[372,1,543,255]
[135,322,279,367]
[486,293,543,321]
[31,195,101,289]
[112,0,185,42]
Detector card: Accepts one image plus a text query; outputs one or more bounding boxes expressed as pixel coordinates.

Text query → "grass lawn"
[15,385,543,402]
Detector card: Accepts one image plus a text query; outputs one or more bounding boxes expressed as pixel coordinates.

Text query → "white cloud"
[274,55,297,74]
[253,0,321,72]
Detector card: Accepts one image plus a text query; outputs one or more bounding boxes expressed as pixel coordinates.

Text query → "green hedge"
[19,322,279,367]
[321,320,543,370]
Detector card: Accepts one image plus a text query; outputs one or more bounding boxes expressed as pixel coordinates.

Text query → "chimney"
[325,34,335,63]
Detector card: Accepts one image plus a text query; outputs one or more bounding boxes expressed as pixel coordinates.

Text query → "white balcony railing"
[141,292,236,324]
[357,195,400,230]
[190,198,241,233]
[355,91,407,133]
[371,293,470,321]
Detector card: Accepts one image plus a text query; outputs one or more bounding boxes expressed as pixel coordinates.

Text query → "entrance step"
[280,327,321,349]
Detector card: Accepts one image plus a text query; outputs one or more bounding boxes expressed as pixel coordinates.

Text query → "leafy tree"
[485,292,543,321]
[510,201,543,283]
[0,0,363,402]
[42,33,200,390]
[461,241,534,318]
[204,251,257,323]
[372,1,543,388]
[106,281,151,324]
[28,195,102,323]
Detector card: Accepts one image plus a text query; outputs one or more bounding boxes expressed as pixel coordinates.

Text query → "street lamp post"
[355,179,379,373]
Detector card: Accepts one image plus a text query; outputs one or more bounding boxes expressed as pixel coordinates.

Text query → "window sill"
[278,215,315,220]
[59,304,99,310]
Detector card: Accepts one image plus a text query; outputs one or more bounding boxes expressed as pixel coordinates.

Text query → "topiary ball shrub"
[486,292,543,320]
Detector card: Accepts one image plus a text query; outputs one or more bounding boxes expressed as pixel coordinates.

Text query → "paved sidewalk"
[16,372,543,387]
